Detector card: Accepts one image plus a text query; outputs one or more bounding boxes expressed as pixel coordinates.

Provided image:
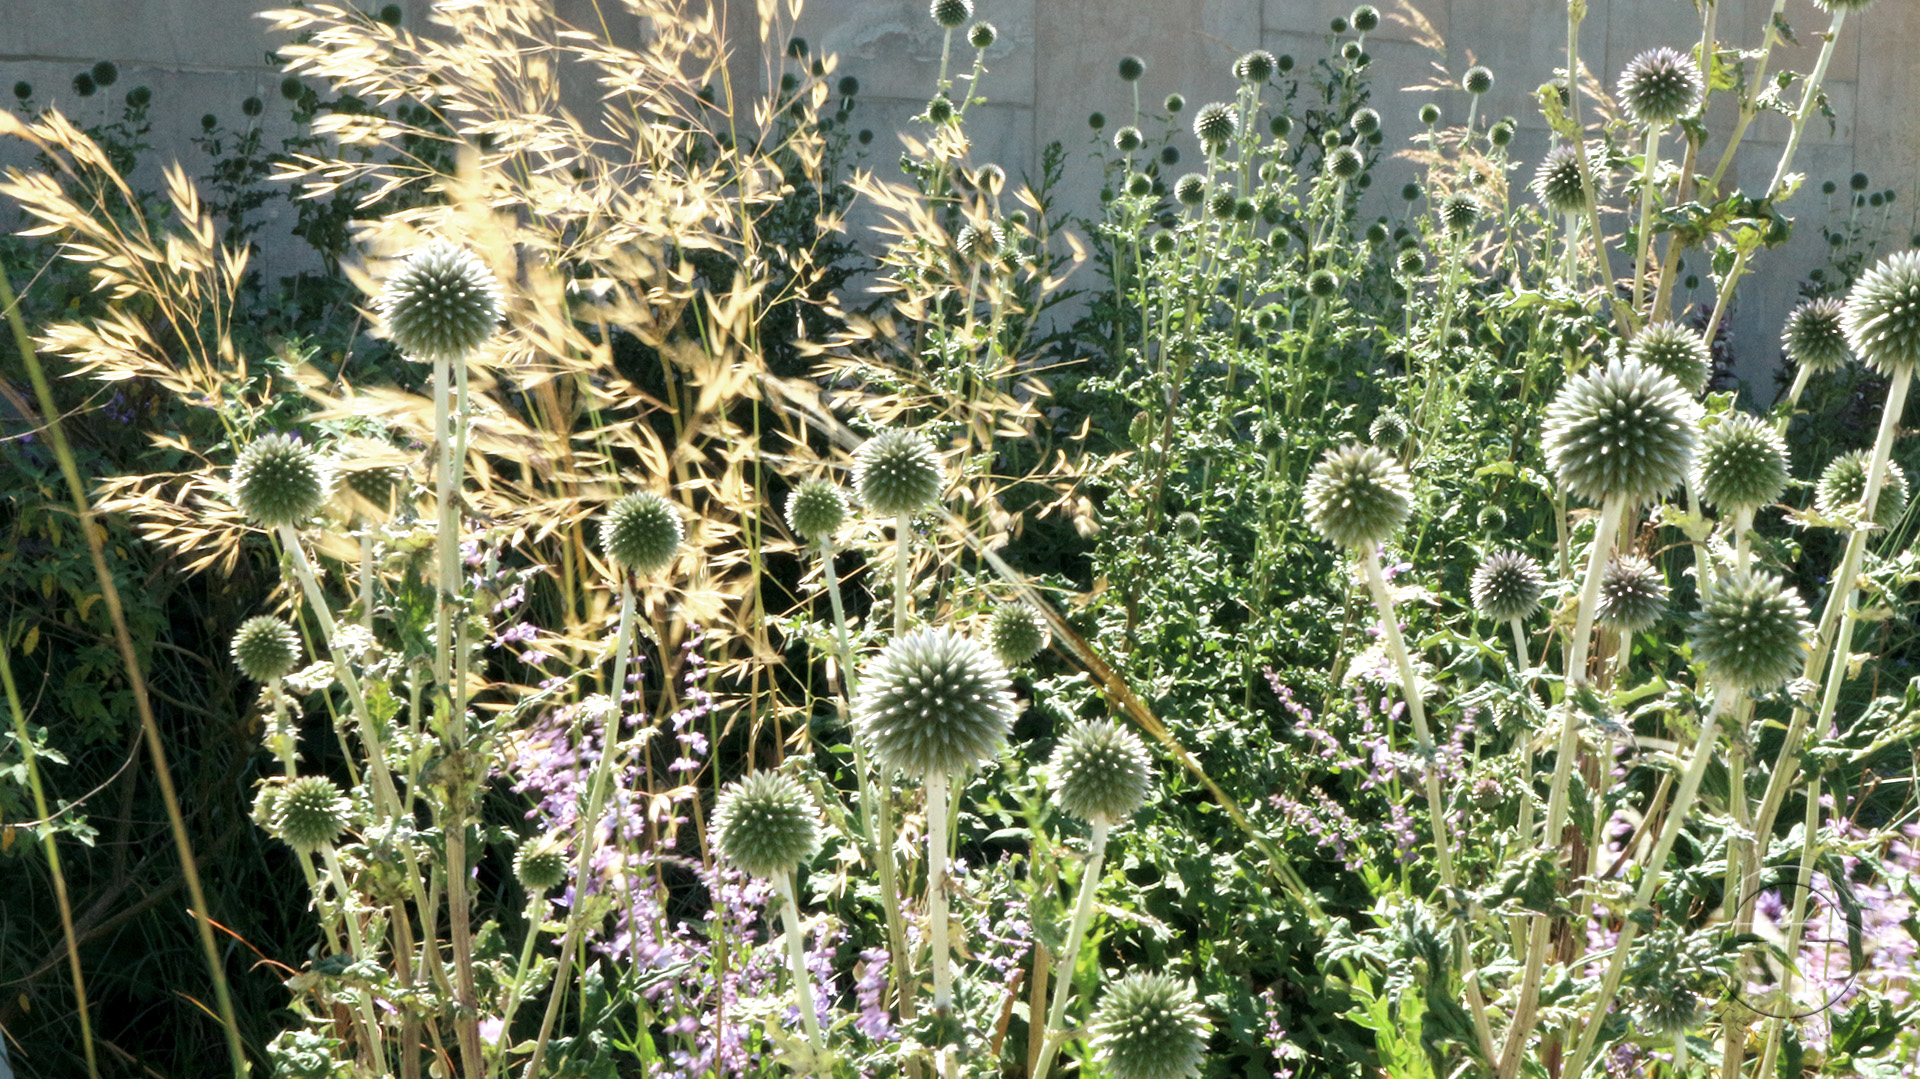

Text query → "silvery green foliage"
[1842,249,1920,375]
[930,0,970,28]
[233,433,332,528]
[1532,144,1589,216]
[1693,412,1789,513]
[1304,443,1412,549]
[1369,411,1409,450]
[1193,102,1238,150]
[1052,718,1154,824]
[276,776,351,852]
[1625,321,1711,395]
[1815,450,1910,530]
[233,616,301,683]
[1689,572,1812,691]
[1091,972,1211,1079]
[853,628,1016,778]
[513,835,569,893]
[1543,360,1698,506]
[711,771,820,879]
[987,601,1050,666]
[600,491,684,575]
[1617,47,1703,127]
[1596,554,1669,634]
[375,242,502,362]
[853,429,944,517]
[1782,297,1852,373]
[1471,549,1546,622]
[786,480,849,543]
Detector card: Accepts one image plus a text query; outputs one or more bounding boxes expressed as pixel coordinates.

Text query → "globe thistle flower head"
[967,21,996,48]
[1782,297,1851,373]
[1490,119,1515,147]
[375,241,503,362]
[712,771,820,879]
[1396,246,1425,275]
[233,616,301,683]
[1841,249,1920,375]
[1193,102,1239,151]
[1418,104,1441,126]
[1476,505,1507,533]
[1053,718,1154,824]
[1532,144,1590,216]
[1174,512,1202,540]
[854,429,944,517]
[1816,450,1909,530]
[513,834,569,893]
[1234,50,1276,84]
[1350,106,1380,136]
[1118,55,1146,82]
[1114,125,1145,153]
[786,479,849,543]
[600,491,683,576]
[955,221,1006,262]
[1091,972,1212,1079]
[1351,5,1381,32]
[930,0,971,29]
[1304,443,1413,549]
[275,775,351,852]
[1369,411,1409,450]
[1326,145,1363,181]
[1472,549,1546,622]
[1625,321,1712,395]
[853,627,1017,778]
[927,94,955,124]
[1207,189,1237,219]
[1690,571,1811,691]
[233,433,332,529]
[1595,554,1668,634]
[1440,192,1481,234]
[1127,172,1154,198]
[1164,93,1185,114]
[1174,173,1208,206]
[1812,0,1876,12]
[1462,65,1494,95]
[987,601,1050,666]
[1543,359,1699,506]
[1617,47,1702,128]
[1307,269,1339,299]
[1693,412,1788,513]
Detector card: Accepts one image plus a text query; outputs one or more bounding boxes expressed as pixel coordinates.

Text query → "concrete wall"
[3,0,1916,389]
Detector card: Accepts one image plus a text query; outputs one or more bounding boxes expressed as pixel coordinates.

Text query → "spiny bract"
[1533,144,1590,216]
[513,835,569,893]
[233,616,301,683]
[1841,249,1920,375]
[1693,412,1788,513]
[854,429,944,517]
[275,776,351,852]
[786,480,849,543]
[1053,718,1154,824]
[600,491,684,576]
[853,628,1016,778]
[233,433,332,529]
[1782,297,1852,373]
[1617,47,1703,128]
[1596,554,1669,634]
[1815,450,1909,530]
[987,601,1050,666]
[1304,443,1413,549]
[711,771,820,879]
[1690,571,1812,691]
[1091,972,1212,1079]
[1543,359,1699,506]
[375,242,502,362]
[1625,321,1711,395]
[1471,550,1546,622]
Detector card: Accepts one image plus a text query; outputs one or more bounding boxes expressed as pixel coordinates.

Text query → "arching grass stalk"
[1029,816,1110,1079]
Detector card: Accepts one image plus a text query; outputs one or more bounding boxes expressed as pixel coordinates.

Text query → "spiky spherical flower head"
[1634,986,1704,1037]
[233,433,332,528]
[275,776,350,852]
[1440,192,1482,234]
[1164,93,1185,114]
[1472,549,1546,622]
[1812,0,1876,12]
[1174,512,1202,540]
[1816,450,1910,530]
[955,221,1006,262]
[513,835,569,893]
[375,242,502,362]
[1841,250,1920,375]
[1174,173,1208,206]
[1326,145,1364,181]
[1091,972,1211,1079]
[233,616,301,683]
[1626,321,1712,395]
[1396,246,1425,275]
[1418,104,1441,126]
[927,94,956,124]
[712,771,820,879]
[854,429,944,517]
[930,0,971,29]
[1118,55,1146,82]
[601,491,683,576]
[1617,47,1702,128]
[1462,66,1494,95]
[786,479,849,544]
[987,601,1050,666]
[1595,554,1668,634]
[1234,50,1276,84]
[1690,572,1812,691]
[1782,297,1851,373]
[1127,172,1154,197]
[1350,106,1381,136]
[1477,505,1507,533]
[1207,189,1237,219]
[1307,269,1339,299]
[1193,102,1239,152]
[1351,4,1381,32]
[1053,718,1154,824]
[1369,411,1409,450]
[1694,412,1788,513]
[1543,360,1699,506]
[967,21,996,48]
[1304,443,1413,549]
[853,627,1017,778]
[1115,125,1145,153]
[1532,144,1590,216]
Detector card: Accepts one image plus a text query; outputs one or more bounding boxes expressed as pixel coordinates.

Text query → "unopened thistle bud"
[1369,411,1409,449]
[1440,192,1481,234]
[1595,554,1668,634]
[233,433,332,528]
[1782,297,1851,373]
[1193,102,1238,151]
[930,0,971,29]
[1118,56,1146,82]
[987,601,1050,666]
[1543,360,1699,506]
[1693,412,1788,514]
[1532,144,1590,216]
[854,429,944,517]
[1462,66,1494,95]
[712,771,820,879]
[275,775,351,852]
[1690,571,1812,691]
[233,616,301,683]
[1625,321,1712,395]
[1234,50,1276,84]
[1326,145,1364,180]
[601,491,684,576]
[853,628,1017,778]
[967,21,996,48]
[785,479,849,543]
[1304,443,1413,549]
[375,241,503,362]
[1617,47,1702,128]
[1053,718,1154,824]
[1091,972,1212,1079]
[1815,450,1909,529]
[1471,549,1545,622]
[1350,5,1381,32]
[513,834,569,893]
[1841,250,1920,376]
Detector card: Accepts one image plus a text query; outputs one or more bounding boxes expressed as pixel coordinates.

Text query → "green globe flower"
[1304,443,1413,549]
[1053,718,1154,824]
[786,480,849,544]
[1307,269,1340,298]
[375,241,502,362]
[1350,107,1381,136]
[1815,450,1909,530]
[987,601,1050,666]
[1625,321,1712,395]
[1841,249,1920,376]
[854,429,944,517]
[1118,56,1146,82]
[1369,411,1409,450]
[1091,972,1212,1079]
[233,616,301,683]
[955,221,1006,262]
[711,771,820,879]
[967,21,996,48]
[1532,144,1591,216]
[1462,66,1494,95]
[1690,571,1812,691]
[513,834,569,893]
[1174,512,1203,540]
[1326,145,1364,181]
[1617,47,1703,128]
[930,0,971,29]
[1782,297,1852,373]
[1234,50,1276,84]
[1693,412,1788,513]
[1596,554,1668,634]
[1193,102,1238,152]
[1396,246,1425,275]
[853,627,1016,778]
[1476,505,1507,534]
[1114,126,1145,154]
[275,775,351,852]
[600,491,683,576]
[1174,173,1208,207]
[1440,192,1481,234]
[1471,549,1546,622]
[233,433,332,529]
[1543,359,1699,506]
[1350,4,1381,32]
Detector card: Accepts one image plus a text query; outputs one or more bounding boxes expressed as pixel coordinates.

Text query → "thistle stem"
[1632,124,1660,315]
[319,841,389,1064]
[775,872,826,1057]
[493,895,548,1067]
[926,769,955,1019]
[1030,816,1109,1079]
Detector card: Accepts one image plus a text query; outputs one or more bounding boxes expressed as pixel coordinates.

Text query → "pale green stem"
[1755,774,1824,1079]
[1632,125,1661,315]
[775,872,827,1058]
[926,769,956,1020]
[1768,11,1847,197]
[493,895,548,1070]
[319,841,389,1065]
[439,348,484,1075]
[360,532,375,632]
[1510,617,1536,885]
[895,514,912,636]
[1777,365,1813,431]
[1564,2,1633,335]
[1031,816,1109,1079]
